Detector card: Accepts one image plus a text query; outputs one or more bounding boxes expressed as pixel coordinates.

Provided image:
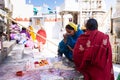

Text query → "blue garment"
[58,27,83,61]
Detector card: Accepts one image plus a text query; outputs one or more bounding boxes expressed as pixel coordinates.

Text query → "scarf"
[68,22,77,31]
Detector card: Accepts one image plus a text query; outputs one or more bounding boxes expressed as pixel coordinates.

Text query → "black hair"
[85,18,98,30]
[22,27,26,30]
[12,21,17,25]
[65,24,74,30]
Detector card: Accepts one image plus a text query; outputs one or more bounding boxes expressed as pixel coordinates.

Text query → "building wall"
[113,0,120,37]
[11,0,33,27]
[42,14,62,39]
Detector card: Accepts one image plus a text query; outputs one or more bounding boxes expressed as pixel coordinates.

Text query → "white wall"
[11,0,33,27]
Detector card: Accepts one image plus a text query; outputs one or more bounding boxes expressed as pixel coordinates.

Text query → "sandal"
[41,60,49,64]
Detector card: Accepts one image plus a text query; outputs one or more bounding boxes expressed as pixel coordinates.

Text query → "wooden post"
[111,18,113,35]
[110,7,113,35]
[0,35,3,52]
[7,19,10,41]
[0,20,3,52]
[61,14,64,30]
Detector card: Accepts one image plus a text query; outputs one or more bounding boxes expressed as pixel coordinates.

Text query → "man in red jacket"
[73,18,114,80]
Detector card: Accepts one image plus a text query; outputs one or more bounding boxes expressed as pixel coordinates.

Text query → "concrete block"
[0,51,2,64]
[3,40,16,55]
[9,50,23,60]
[116,53,120,64]
[0,40,16,62]
[5,44,24,61]
[12,44,24,50]
[2,48,7,60]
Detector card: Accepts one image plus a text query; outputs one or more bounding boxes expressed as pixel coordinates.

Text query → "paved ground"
[0,38,120,80]
[0,44,84,80]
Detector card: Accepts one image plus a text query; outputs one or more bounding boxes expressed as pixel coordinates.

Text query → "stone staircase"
[7,44,25,62]
[0,40,16,64]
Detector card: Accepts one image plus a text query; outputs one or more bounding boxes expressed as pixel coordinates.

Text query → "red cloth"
[36,29,46,44]
[73,30,114,80]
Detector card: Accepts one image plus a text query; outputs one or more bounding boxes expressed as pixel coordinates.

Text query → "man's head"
[22,27,26,30]
[85,18,98,30]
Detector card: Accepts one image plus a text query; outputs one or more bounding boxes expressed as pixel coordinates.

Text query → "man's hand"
[63,33,68,38]
[63,33,68,43]
[67,45,73,52]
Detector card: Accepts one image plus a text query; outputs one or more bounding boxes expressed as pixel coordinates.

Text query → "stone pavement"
[0,41,84,80]
[0,38,120,80]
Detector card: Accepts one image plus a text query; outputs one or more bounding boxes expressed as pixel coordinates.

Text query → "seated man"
[58,22,83,61]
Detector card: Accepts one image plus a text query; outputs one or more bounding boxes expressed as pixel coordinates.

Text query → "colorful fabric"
[20,30,30,39]
[58,27,83,61]
[73,30,114,80]
[28,26,36,41]
[10,24,20,31]
[36,29,47,44]
[25,39,34,48]
[10,33,20,40]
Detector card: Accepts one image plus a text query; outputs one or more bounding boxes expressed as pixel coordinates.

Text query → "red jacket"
[36,29,46,44]
[73,30,114,80]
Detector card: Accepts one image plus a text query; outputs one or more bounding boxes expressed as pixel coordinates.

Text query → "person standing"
[73,18,114,80]
[36,27,47,52]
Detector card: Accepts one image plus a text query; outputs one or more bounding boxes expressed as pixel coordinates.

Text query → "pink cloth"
[25,39,34,49]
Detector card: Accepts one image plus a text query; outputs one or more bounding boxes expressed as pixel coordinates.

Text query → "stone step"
[0,40,16,64]
[3,40,16,54]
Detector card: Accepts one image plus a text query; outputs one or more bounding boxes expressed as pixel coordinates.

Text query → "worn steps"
[0,40,16,64]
